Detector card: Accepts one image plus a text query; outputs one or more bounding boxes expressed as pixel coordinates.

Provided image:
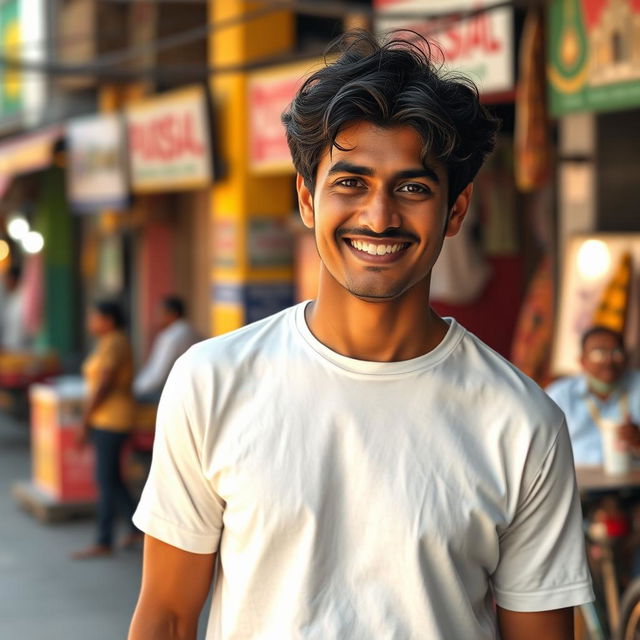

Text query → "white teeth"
[350,240,405,255]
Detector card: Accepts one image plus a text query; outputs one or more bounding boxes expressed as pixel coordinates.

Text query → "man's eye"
[398,183,430,194]
[336,178,361,188]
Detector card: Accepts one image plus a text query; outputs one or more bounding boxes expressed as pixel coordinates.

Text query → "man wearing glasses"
[547,325,640,465]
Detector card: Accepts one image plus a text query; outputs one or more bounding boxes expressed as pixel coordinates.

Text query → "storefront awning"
[0,125,63,198]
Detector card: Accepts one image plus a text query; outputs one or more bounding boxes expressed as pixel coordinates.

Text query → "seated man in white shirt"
[134,296,200,403]
[546,326,640,466]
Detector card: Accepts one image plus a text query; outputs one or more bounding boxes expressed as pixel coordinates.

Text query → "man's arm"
[497,606,574,640]
[129,535,217,640]
[77,367,117,445]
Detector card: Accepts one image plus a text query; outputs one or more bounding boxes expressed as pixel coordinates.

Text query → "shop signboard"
[0,125,63,194]
[248,217,292,268]
[126,85,213,193]
[67,113,129,212]
[548,0,640,115]
[248,60,324,173]
[213,281,294,324]
[214,218,239,268]
[375,0,514,95]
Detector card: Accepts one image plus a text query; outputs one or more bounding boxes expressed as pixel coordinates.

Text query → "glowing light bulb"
[22,231,44,254]
[0,239,9,261]
[576,239,611,280]
[7,215,29,240]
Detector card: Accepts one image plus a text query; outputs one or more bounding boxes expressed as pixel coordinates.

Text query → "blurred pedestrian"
[546,325,640,465]
[72,300,142,559]
[133,296,200,403]
[0,265,30,351]
[129,31,592,639]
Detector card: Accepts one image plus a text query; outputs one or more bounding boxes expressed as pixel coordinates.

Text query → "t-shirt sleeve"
[545,378,568,405]
[492,420,594,611]
[133,352,224,554]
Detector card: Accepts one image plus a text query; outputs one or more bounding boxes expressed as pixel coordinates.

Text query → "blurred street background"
[1,0,640,638]
[0,409,142,639]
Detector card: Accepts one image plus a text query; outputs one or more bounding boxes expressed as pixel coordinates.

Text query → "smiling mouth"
[348,239,410,256]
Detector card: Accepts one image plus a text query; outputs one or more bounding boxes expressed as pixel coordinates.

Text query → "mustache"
[336,227,419,243]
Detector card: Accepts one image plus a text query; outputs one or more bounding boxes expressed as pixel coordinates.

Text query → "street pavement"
[0,409,210,640]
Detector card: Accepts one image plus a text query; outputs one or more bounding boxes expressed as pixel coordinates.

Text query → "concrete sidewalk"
[0,409,142,639]
[0,410,142,638]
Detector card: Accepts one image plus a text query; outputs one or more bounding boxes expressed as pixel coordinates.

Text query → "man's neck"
[585,374,622,401]
[305,273,448,362]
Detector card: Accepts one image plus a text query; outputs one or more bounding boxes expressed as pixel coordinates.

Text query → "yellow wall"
[209,0,295,335]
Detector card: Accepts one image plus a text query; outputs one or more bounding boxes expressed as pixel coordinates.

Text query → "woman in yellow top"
[72,300,141,559]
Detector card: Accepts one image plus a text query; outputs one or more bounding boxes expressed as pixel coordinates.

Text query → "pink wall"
[432,256,524,359]
[138,221,176,356]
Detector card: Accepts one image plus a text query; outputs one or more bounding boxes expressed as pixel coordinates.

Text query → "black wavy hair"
[282,30,500,209]
[581,325,625,351]
[93,300,126,329]
[162,295,185,318]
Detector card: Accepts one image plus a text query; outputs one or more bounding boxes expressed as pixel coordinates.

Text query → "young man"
[134,296,201,403]
[129,33,593,639]
[547,325,640,465]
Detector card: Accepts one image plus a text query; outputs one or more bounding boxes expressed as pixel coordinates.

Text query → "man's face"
[296,121,471,302]
[580,331,627,384]
[156,306,175,330]
[87,310,111,336]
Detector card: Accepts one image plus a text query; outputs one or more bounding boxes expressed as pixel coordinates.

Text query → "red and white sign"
[30,383,96,503]
[375,0,514,95]
[248,60,323,173]
[126,85,212,192]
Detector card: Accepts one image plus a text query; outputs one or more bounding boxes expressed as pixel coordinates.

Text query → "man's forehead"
[583,331,623,349]
[323,122,445,173]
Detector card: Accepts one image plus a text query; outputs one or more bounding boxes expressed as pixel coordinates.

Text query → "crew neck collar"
[293,301,464,376]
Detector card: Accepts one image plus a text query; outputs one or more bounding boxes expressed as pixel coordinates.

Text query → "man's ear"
[296,174,315,229]
[579,352,587,371]
[445,183,473,238]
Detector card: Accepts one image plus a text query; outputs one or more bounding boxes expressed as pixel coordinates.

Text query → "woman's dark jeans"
[91,427,139,547]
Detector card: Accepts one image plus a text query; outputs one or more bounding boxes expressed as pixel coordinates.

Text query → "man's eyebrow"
[327,161,374,176]
[327,161,440,184]
[395,167,440,184]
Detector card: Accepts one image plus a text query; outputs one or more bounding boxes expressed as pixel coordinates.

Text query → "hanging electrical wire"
[0,0,517,80]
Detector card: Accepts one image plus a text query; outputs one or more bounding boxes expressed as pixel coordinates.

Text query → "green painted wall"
[34,167,78,358]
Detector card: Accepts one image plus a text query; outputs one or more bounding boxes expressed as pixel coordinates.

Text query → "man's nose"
[357,190,400,232]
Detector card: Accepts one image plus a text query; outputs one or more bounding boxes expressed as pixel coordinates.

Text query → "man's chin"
[346,288,405,303]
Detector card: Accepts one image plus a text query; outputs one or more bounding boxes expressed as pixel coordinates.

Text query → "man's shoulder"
[102,330,129,351]
[453,326,565,423]
[178,304,298,369]
[625,370,640,388]
[545,374,583,398]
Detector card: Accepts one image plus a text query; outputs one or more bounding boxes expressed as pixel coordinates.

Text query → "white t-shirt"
[134,303,593,640]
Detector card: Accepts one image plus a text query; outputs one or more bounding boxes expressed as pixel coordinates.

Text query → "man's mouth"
[348,240,410,256]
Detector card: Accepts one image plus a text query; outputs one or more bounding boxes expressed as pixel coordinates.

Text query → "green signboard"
[548,0,640,116]
[0,0,21,118]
